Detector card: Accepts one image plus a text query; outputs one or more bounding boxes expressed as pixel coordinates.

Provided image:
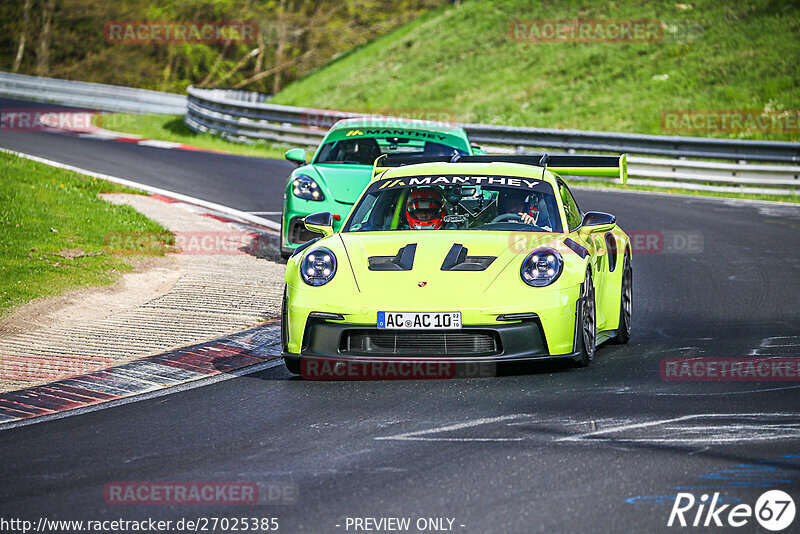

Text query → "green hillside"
[272,0,800,140]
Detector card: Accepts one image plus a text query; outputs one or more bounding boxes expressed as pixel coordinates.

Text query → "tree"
[0,0,447,93]
[12,0,32,72]
[35,0,56,76]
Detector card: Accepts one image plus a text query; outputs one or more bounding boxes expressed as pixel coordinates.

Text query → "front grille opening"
[289,217,322,245]
[340,329,501,357]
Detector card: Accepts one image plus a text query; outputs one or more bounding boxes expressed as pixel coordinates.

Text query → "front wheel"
[610,253,632,345]
[574,269,596,368]
[284,356,301,375]
[280,286,288,353]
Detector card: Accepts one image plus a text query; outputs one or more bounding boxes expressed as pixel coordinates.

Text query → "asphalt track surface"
[0,97,294,221]
[2,98,800,533]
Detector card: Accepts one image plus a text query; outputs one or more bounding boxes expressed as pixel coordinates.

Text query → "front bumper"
[283,316,582,368]
[285,280,582,356]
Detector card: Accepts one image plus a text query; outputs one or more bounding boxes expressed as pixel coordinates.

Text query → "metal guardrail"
[0,75,796,195]
[462,123,800,164]
[185,98,325,146]
[0,72,186,115]
[186,86,799,195]
[186,86,800,164]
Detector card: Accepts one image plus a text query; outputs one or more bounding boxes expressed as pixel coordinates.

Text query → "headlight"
[520,248,563,287]
[292,174,325,201]
[300,247,337,286]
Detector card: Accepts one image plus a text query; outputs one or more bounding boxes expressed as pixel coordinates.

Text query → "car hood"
[310,164,373,204]
[339,231,562,295]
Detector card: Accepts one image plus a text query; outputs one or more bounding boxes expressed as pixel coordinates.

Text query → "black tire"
[574,269,597,368]
[280,286,301,374]
[610,253,632,345]
[280,286,288,353]
[284,356,301,375]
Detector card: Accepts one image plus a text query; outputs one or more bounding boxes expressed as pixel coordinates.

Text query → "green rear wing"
[372,153,628,184]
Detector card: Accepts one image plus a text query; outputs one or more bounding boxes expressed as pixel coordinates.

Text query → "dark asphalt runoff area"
[0,97,294,220]
[1,98,800,533]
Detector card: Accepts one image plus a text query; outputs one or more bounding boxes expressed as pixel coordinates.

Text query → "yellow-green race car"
[281,154,632,377]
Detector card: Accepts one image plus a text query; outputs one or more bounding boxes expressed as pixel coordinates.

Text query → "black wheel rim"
[582,271,596,358]
[621,258,632,334]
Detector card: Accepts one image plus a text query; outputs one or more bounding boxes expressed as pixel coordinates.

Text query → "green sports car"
[280,117,483,258]
[281,154,632,378]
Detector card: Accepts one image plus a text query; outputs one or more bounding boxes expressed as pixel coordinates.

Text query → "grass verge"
[0,152,172,317]
[95,113,293,160]
[273,0,799,142]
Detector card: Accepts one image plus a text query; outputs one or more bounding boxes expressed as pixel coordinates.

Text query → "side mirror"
[304,212,334,237]
[580,211,616,236]
[285,148,306,166]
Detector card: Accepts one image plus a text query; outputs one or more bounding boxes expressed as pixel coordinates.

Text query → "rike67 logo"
[668,490,795,531]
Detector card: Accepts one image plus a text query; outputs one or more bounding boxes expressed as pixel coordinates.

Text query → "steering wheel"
[490,213,522,224]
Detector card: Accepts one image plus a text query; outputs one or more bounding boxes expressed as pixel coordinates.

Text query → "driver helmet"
[406,187,446,230]
[502,191,538,219]
[520,193,541,221]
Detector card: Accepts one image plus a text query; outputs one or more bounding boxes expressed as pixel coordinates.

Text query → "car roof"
[373,161,559,186]
[329,117,467,136]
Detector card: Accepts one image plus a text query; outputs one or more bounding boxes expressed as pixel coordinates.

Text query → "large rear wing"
[372,153,628,184]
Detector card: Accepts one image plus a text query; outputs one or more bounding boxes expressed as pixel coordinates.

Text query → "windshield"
[343,174,563,233]
[315,137,468,165]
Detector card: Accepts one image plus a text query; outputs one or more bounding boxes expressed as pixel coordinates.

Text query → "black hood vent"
[563,238,588,259]
[441,244,496,271]
[368,243,417,271]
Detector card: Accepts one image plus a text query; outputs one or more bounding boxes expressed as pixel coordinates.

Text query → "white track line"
[558,412,800,443]
[135,139,184,149]
[0,147,281,231]
[375,414,530,442]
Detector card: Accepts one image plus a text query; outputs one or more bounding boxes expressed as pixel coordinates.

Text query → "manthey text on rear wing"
[371,153,628,185]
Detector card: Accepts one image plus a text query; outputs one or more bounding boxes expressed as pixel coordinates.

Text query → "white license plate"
[377,311,462,330]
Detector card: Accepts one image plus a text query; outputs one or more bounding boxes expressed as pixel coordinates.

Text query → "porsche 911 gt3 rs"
[281,154,632,376]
